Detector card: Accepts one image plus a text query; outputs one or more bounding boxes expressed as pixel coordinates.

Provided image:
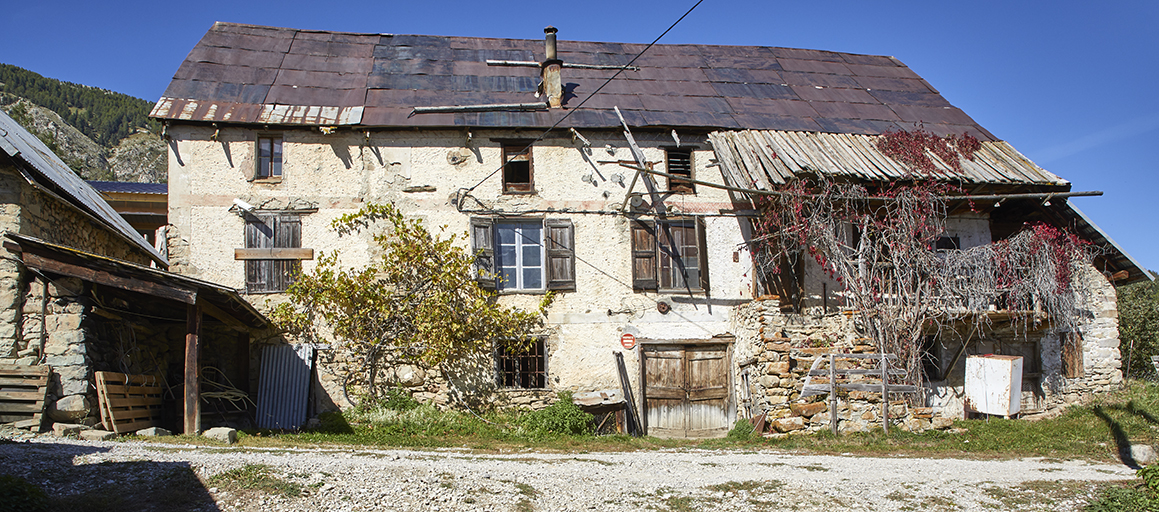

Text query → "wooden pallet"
[0,364,50,427]
[95,372,163,434]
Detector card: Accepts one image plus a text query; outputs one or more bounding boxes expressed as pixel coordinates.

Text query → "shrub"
[0,474,49,512]
[726,419,759,441]
[516,392,594,439]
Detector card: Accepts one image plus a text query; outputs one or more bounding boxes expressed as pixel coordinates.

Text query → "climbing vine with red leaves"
[876,127,981,175]
[750,143,1092,390]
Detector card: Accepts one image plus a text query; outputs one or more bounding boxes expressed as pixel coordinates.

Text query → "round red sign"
[621,333,637,350]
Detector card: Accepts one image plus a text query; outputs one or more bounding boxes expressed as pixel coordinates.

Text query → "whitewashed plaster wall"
[166,125,755,402]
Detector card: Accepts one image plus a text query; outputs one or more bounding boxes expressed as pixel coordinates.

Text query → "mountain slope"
[0,64,166,183]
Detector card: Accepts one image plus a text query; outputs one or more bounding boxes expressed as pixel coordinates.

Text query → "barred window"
[496,339,547,389]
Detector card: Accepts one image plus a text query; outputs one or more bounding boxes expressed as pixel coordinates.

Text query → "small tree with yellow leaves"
[270,203,550,404]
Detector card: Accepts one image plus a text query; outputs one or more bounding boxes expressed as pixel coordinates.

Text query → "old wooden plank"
[22,252,197,304]
[233,248,315,260]
[0,377,50,386]
[0,402,45,413]
[0,390,48,401]
[807,368,906,376]
[756,131,796,183]
[837,383,919,393]
[97,383,162,396]
[185,304,202,435]
[105,396,164,408]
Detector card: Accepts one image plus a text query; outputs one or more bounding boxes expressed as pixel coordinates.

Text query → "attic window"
[666,149,694,193]
[256,135,283,179]
[502,143,533,193]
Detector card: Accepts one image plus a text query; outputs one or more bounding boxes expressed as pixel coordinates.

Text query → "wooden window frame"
[255,134,283,181]
[471,217,574,292]
[501,143,534,194]
[495,221,545,291]
[664,148,694,194]
[631,218,709,293]
[495,338,548,389]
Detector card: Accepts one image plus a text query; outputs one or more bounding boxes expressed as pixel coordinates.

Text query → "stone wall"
[0,162,155,360]
[734,263,1125,434]
[733,301,950,433]
[15,275,184,427]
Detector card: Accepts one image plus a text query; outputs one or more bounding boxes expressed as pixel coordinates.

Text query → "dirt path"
[0,436,1137,511]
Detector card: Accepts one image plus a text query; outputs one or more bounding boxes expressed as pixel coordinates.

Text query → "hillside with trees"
[0,63,166,182]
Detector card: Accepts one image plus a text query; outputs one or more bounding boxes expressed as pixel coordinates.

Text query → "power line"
[459,0,706,198]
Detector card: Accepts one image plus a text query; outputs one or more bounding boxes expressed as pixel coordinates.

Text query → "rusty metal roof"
[152,22,994,139]
[708,130,1068,186]
[0,110,168,266]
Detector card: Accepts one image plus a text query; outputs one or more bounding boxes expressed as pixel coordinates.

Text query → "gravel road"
[0,435,1137,511]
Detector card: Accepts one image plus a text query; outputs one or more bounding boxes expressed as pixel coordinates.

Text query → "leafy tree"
[270,203,551,403]
[1119,272,1159,379]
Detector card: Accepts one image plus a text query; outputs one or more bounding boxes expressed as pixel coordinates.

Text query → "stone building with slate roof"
[151,22,1148,436]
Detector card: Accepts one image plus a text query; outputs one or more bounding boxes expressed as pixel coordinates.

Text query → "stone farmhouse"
[150,22,1149,437]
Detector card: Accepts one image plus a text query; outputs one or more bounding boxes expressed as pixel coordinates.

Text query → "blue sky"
[3,0,1157,271]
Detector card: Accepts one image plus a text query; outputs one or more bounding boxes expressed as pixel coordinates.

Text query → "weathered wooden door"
[641,343,731,438]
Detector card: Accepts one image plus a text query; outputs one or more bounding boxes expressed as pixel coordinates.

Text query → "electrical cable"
[458,0,706,200]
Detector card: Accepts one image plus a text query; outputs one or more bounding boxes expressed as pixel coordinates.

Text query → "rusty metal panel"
[152,21,1004,135]
[256,344,315,430]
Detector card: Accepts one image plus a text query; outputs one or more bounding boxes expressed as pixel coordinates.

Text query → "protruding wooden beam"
[233,248,314,260]
[184,304,202,435]
[197,298,248,332]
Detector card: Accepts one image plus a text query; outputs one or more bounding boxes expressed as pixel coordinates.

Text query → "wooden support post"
[880,354,889,434]
[184,303,202,435]
[829,353,837,436]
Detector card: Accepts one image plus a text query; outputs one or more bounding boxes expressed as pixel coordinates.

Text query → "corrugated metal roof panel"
[708,130,1068,186]
[256,344,314,430]
[0,111,166,265]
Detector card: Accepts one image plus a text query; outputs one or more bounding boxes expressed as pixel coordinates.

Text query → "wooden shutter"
[272,214,302,292]
[245,216,274,293]
[1062,332,1084,379]
[245,214,301,293]
[544,219,575,291]
[696,217,710,292]
[631,221,657,290]
[471,218,496,290]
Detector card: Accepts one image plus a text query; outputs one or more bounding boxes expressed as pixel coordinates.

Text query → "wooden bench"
[799,353,918,434]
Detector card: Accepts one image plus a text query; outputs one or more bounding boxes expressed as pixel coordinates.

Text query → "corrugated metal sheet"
[256,344,315,429]
[0,110,168,265]
[86,180,168,195]
[708,130,1068,186]
[150,22,993,137]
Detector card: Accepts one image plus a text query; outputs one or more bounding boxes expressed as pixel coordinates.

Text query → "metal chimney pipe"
[544,26,558,61]
[542,26,563,108]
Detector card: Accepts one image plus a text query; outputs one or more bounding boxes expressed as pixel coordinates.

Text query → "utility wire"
[460,0,706,197]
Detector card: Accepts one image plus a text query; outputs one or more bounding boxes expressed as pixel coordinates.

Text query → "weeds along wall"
[165,125,755,414]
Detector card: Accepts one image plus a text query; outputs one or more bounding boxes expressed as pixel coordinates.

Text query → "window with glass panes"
[495,222,544,291]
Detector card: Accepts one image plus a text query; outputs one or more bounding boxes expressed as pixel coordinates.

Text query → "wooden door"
[642,343,731,438]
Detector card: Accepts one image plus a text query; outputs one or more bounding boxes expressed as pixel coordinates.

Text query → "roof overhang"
[3,232,267,329]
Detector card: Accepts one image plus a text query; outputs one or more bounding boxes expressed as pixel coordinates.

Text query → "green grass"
[208,464,302,497]
[184,380,1159,465]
